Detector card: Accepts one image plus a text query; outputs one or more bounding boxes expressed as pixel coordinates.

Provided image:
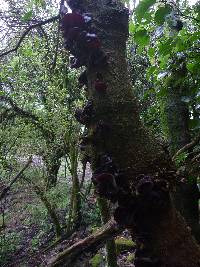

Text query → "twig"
[50,0,65,71]
[0,15,59,58]
[172,133,200,161]
[0,157,32,201]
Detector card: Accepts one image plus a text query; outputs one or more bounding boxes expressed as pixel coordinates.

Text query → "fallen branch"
[0,157,32,201]
[49,219,123,267]
[0,15,59,58]
[172,133,200,161]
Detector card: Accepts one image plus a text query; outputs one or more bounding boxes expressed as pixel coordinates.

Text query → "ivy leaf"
[154,5,172,25]
[134,29,150,46]
[21,10,33,22]
[135,0,156,22]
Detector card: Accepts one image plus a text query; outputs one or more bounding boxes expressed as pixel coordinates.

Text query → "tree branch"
[172,133,200,161]
[0,157,32,201]
[0,95,51,136]
[49,219,123,267]
[0,15,59,58]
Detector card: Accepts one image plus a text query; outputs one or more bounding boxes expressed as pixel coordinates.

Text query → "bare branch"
[0,15,59,58]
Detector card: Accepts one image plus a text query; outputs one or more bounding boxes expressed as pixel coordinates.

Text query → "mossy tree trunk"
[67,0,200,266]
[61,0,200,267]
[67,143,82,232]
[97,198,118,267]
[161,66,200,242]
[43,139,66,189]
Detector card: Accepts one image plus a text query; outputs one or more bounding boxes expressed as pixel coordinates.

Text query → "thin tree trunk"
[97,198,118,267]
[67,145,81,232]
[45,155,61,189]
[161,67,200,242]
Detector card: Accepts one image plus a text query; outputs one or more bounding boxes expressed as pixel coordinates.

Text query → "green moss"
[90,253,103,267]
[115,237,135,255]
[127,253,135,262]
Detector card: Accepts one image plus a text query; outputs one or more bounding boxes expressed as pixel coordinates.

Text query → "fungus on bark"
[78,71,88,88]
[136,175,154,196]
[70,56,85,69]
[94,79,107,92]
[92,172,118,200]
[74,101,94,125]
[89,49,108,68]
[61,13,86,34]
[67,27,81,41]
[82,100,93,116]
[94,154,118,175]
[85,33,101,49]
[114,206,135,227]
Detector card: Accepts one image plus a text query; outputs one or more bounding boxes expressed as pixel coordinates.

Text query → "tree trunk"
[65,0,200,266]
[43,144,62,189]
[67,144,82,232]
[97,198,118,267]
[161,68,200,242]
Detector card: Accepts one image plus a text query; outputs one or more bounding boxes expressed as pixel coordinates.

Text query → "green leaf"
[158,39,173,56]
[134,29,150,46]
[135,0,156,22]
[154,5,172,25]
[157,86,167,97]
[189,119,200,130]
[146,65,156,78]
[21,10,33,22]
[129,22,136,34]
[148,47,156,58]
[186,62,199,73]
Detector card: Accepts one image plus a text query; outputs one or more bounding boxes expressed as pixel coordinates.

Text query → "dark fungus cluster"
[61,2,109,156]
[61,3,169,266]
[61,3,108,91]
[91,157,169,267]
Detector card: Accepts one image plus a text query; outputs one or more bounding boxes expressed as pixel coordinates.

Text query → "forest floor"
[0,165,135,267]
